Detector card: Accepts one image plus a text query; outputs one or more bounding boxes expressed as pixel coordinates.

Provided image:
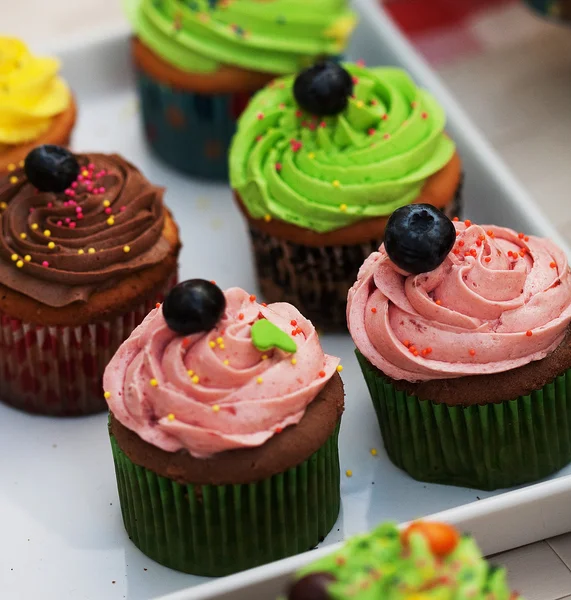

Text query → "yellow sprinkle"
[81,170,89,177]
[209,341,216,348]
[11,254,18,261]
[48,242,55,249]
[223,360,229,366]
[332,180,340,188]
[370,448,378,456]
[123,245,131,253]
[16,260,24,268]
[187,370,194,377]
[191,375,200,384]
[19,233,27,240]
[9,176,18,184]
[340,204,348,212]
[0,202,7,210]
[264,214,272,223]
[150,378,158,387]
[356,100,364,108]
[308,152,315,159]
[7,163,16,172]
[337,365,344,372]
[78,249,85,255]
[219,344,225,350]
[24,255,31,262]
[31,223,38,230]
[262,354,268,360]
[104,391,111,399]
[43,230,51,237]
[291,358,297,365]
[216,337,223,344]
[18,160,24,167]
[167,413,175,421]
[107,216,115,226]
[212,405,220,413]
[103,200,111,208]
[346,469,353,477]
[88,248,96,254]
[257,377,263,384]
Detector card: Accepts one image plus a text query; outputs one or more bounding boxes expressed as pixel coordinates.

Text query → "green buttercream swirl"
[124,0,357,75]
[288,523,515,600]
[229,64,456,233]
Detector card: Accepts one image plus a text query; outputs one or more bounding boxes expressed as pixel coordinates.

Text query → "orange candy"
[402,521,460,557]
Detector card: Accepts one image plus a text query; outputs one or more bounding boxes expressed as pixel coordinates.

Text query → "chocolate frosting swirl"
[0,153,170,307]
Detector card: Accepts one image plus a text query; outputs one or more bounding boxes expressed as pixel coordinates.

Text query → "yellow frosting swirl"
[0,38,71,146]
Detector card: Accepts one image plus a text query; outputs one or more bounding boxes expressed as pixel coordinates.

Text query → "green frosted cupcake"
[283,521,519,599]
[104,280,344,576]
[348,205,571,490]
[229,61,462,330]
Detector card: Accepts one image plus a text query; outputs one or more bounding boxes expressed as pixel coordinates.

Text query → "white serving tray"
[1,2,570,599]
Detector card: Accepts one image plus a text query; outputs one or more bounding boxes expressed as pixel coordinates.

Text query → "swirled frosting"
[104,287,340,458]
[0,153,171,307]
[124,0,356,75]
[347,221,571,382]
[229,65,456,233]
[290,522,514,600]
[0,38,71,147]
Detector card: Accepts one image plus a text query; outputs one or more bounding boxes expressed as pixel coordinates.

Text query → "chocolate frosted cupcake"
[105,280,344,576]
[124,0,356,180]
[348,204,571,490]
[283,521,517,599]
[230,62,462,330]
[0,38,77,174]
[0,146,180,416]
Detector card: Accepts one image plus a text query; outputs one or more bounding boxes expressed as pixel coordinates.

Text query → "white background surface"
[4,2,571,600]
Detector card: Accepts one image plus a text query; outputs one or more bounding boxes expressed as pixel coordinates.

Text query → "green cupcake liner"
[110,423,341,577]
[356,351,571,491]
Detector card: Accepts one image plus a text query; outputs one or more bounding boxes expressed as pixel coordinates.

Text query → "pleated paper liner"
[136,69,254,181]
[356,350,571,491]
[110,422,341,577]
[248,180,463,332]
[0,277,176,417]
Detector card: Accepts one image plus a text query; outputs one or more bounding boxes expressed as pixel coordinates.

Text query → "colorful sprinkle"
[469,349,476,356]
[340,203,348,212]
[256,377,263,384]
[123,245,131,253]
[24,255,31,262]
[319,370,326,378]
[9,176,18,184]
[150,378,158,387]
[550,262,557,268]
[291,358,297,365]
[88,248,96,254]
[191,375,200,384]
[78,249,84,255]
[167,413,175,421]
[31,223,38,230]
[346,470,353,477]
[264,214,272,222]
[337,365,343,372]
[332,180,340,187]
[308,152,315,160]
[19,232,27,240]
[43,230,51,237]
[104,391,111,399]
[371,307,377,313]
[370,448,378,456]
[107,216,115,226]
[7,164,16,172]
[212,405,220,413]
[48,242,55,250]
[42,261,49,267]
[223,360,229,366]
[103,200,111,208]
[16,260,23,268]
[10,254,17,261]
[526,330,533,337]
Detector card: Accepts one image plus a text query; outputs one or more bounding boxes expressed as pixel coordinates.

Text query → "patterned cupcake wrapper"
[356,351,571,491]
[110,422,341,577]
[136,69,255,181]
[248,181,463,331]
[0,277,176,416]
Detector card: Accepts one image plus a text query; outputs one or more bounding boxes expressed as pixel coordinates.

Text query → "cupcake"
[105,279,344,576]
[348,204,571,490]
[229,61,462,330]
[0,146,180,416]
[0,38,77,175]
[283,520,517,599]
[124,0,356,180]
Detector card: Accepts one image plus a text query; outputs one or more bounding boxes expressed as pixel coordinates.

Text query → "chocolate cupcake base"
[357,350,571,491]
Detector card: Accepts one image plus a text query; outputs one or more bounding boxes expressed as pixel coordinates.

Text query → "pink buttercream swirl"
[105,287,340,458]
[347,222,571,382]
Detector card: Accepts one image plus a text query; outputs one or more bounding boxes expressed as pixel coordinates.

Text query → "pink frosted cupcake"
[105,280,344,575]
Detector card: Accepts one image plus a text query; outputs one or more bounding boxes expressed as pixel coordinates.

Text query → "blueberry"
[288,572,336,600]
[293,61,353,116]
[384,204,456,274]
[162,279,226,335]
[24,145,80,193]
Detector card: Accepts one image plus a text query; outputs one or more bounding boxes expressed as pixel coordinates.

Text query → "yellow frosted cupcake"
[0,37,77,174]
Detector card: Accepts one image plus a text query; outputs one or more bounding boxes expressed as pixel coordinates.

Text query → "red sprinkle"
[485,257,491,263]
[291,320,297,326]
[257,112,264,120]
[550,262,557,268]
[518,232,525,239]
[487,230,495,237]
[458,240,464,247]
[249,295,256,302]
[525,236,529,242]
[470,249,477,257]
[452,217,459,222]
[469,349,476,356]
[421,112,428,119]
[381,113,389,121]
[526,330,533,337]
[319,121,327,128]
[464,219,472,227]
[261,302,268,307]
[275,162,282,171]
[319,370,326,378]
[182,338,190,348]
[238,313,244,320]
[453,249,460,255]
[383,133,391,140]
[371,307,377,313]
[275,427,283,434]
[403,340,411,347]
[368,128,376,136]
[352,76,359,84]
[435,300,442,306]
[476,239,482,247]
[295,110,302,118]
[155,303,161,309]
